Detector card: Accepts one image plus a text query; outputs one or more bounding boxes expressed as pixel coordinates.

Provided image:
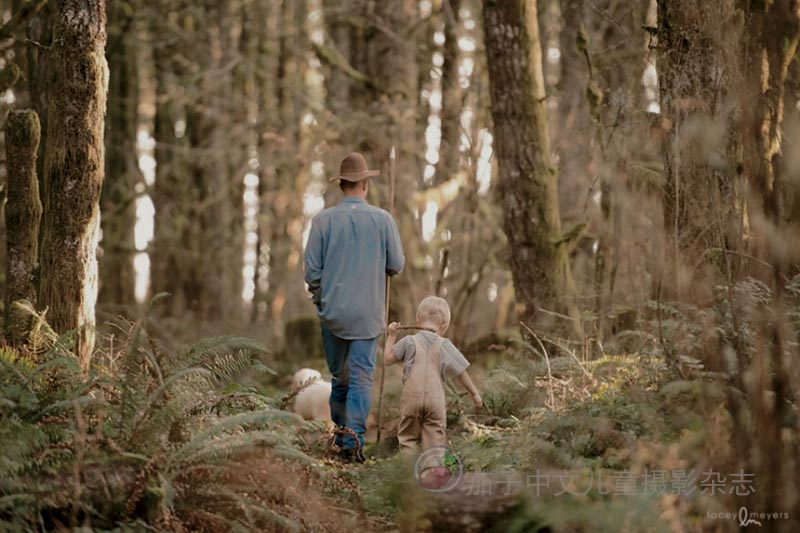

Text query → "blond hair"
[416,296,451,332]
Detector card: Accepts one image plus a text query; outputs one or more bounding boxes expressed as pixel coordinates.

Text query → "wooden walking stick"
[376,146,396,444]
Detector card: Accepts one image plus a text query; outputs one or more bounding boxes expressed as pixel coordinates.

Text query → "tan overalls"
[397,336,447,454]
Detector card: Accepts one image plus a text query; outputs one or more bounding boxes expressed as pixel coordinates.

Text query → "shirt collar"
[340,196,367,205]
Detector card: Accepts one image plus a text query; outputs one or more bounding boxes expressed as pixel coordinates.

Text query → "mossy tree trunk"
[100,0,139,306]
[482,0,573,327]
[4,109,42,338]
[37,0,108,368]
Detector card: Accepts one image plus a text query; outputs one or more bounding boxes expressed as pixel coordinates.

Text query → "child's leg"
[420,403,447,452]
[397,402,422,455]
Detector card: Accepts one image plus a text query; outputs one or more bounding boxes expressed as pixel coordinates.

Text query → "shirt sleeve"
[393,336,412,361]
[303,217,324,306]
[442,340,470,376]
[385,215,405,276]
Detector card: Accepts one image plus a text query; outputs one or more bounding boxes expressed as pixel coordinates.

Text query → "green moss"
[5,109,40,148]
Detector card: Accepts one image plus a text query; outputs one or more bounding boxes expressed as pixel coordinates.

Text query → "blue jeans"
[321,324,378,450]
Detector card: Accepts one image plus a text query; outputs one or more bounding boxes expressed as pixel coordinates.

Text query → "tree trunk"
[23,0,53,204]
[584,0,650,351]
[265,0,307,332]
[152,2,241,323]
[556,0,591,225]
[738,0,800,225]
[322,0,354,115]
[37,0,108,368]
[434,0,463,185]
[228,0,253,324]
[735,0,800,516]
[150,6,193,317]
[365,0,422,321]
[481,0,573,327]
[189,0,242,323]
[9,0,30,107]
[4,109,42,338]
[656,0,732,292]
[251,0,280,325]
[100,0,139,306]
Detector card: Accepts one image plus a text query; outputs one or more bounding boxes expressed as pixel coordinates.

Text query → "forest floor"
[0,309,743,531]
[264,347,737,533]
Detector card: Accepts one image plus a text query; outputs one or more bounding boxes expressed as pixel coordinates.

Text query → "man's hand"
[471,392,483,411]
[387,321,400,336]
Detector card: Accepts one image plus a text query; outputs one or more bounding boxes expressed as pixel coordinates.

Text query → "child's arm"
[457,370,483,409]
[383,322,401,366]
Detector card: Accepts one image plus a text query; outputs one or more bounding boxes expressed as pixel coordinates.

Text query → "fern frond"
[272,445,316,465]
[183,336,275,383]
[0,357,35,392]
[37,394,108,418]
[125,367,216,450]
[174,430,291,468]
[171,409,302,466]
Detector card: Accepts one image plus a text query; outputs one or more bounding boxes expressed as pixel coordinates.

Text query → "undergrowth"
[0,305,356,532]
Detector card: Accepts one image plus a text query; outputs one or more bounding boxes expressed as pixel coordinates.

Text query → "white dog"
[291,368,323,391]
[289,368,378,439]
[290,368,332,423]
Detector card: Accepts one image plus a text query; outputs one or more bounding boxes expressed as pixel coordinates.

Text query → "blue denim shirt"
[304,197,405,339]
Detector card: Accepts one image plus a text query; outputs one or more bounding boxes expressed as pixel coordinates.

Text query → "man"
[303,152,405,463]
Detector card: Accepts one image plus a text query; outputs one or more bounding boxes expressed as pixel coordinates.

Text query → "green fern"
[0,312,321,531]
[183,335,275,384]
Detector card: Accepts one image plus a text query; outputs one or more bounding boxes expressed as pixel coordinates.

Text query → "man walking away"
[303,152,405,463]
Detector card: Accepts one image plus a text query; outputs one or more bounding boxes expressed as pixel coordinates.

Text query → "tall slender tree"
[264,0,307,331]
[555,0,591,226]
[482,0,573,327]
[366,0,422,318]
[656,0,733,291]
[734,0,800,515]
[4,109,41,337]
[100,0,139,306]
[37,0,108,367]
[18,0,53,203]
[250,0,280,325]
[435,0,463,185]
[151,7,192,317]
[737,0,800,224]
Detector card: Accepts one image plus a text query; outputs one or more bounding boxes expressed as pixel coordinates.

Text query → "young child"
[383,296,482,454]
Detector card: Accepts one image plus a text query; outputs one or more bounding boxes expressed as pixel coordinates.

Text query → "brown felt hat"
[329,152,380,182]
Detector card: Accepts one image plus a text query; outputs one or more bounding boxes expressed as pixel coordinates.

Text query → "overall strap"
[427,337,445,367]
